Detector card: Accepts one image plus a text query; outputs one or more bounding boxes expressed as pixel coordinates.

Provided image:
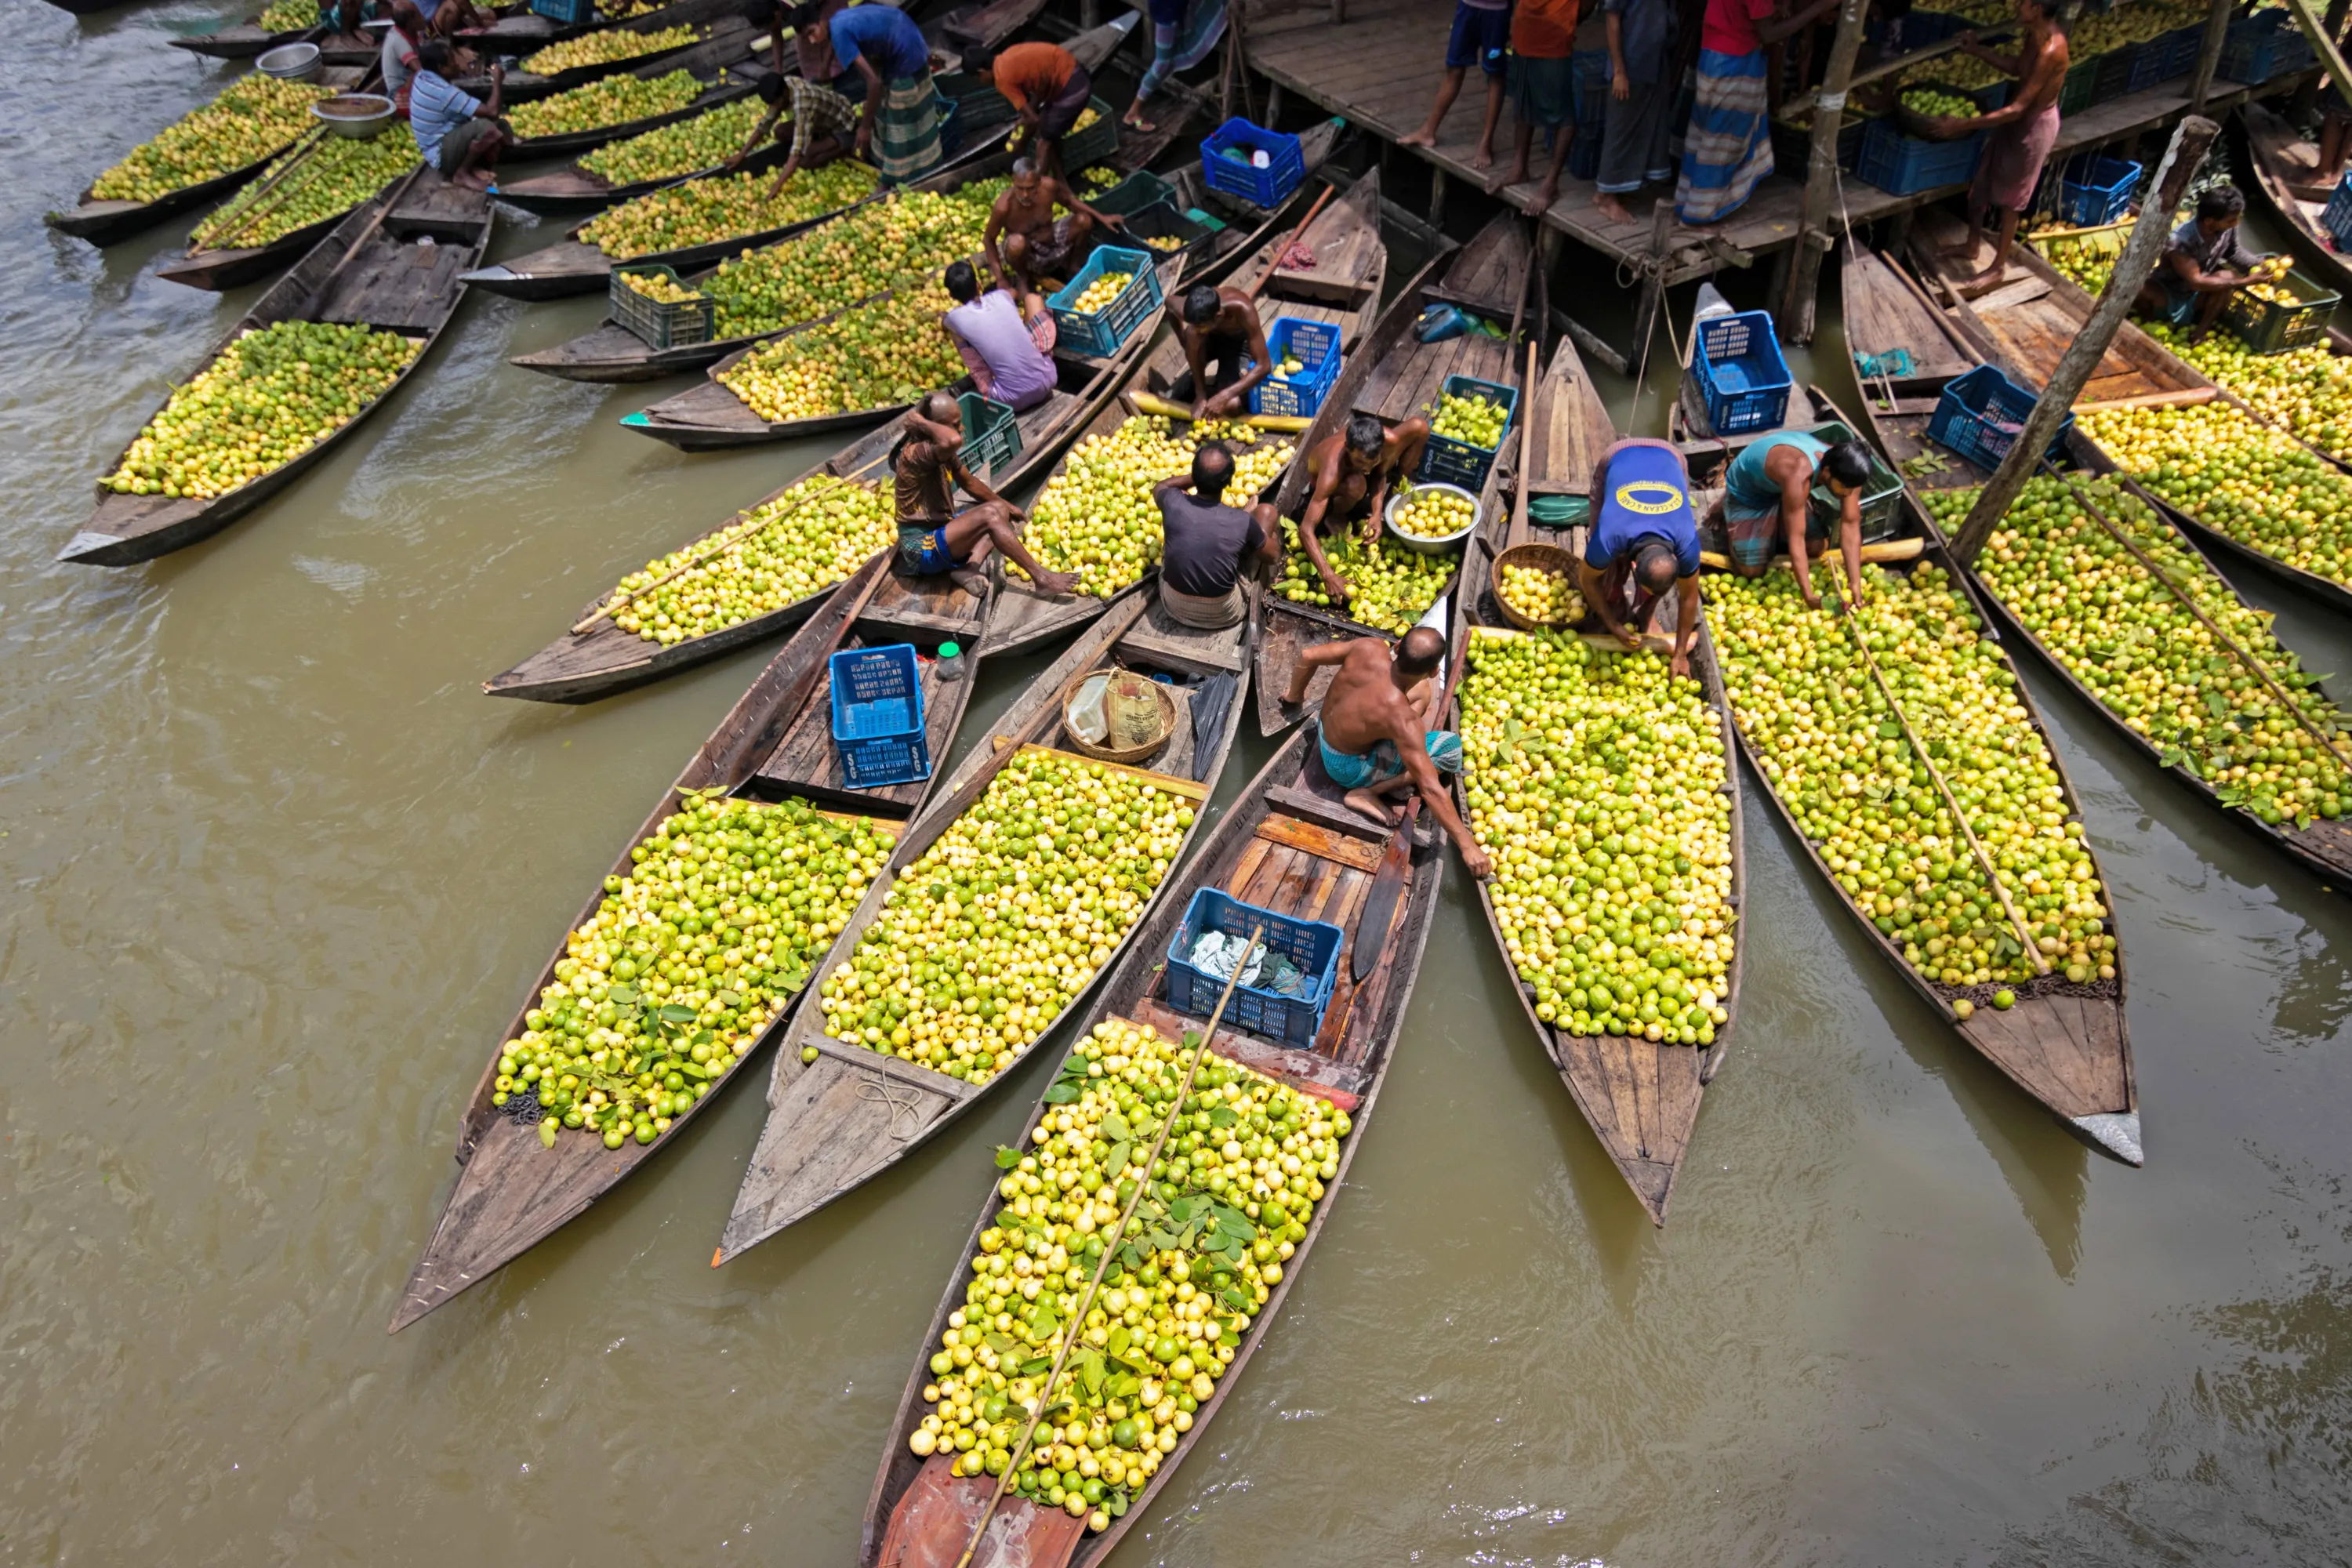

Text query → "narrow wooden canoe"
[859,717,1446,1567]
[391,553,964,1331]
[495,136,790,217]
[1843,355,2352,901]
[483,318,1150,702]
[2240,103,2352,303]
[60,173,492,569]
[173,4,558,60]
[713,583,1254,1262]
[1442,327,1751,1219]
[981,158,1388,661]
[158,144,492,292]
[485,0,750,99]
[1733,358,2143,1163]
[504,28,760,161]
[1946,216,2352,617]
[1251,210,1524,735]
[45,65,368,247]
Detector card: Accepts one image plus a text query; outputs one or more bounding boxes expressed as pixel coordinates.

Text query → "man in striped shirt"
[728,67,860,198]
[408,39,507,189]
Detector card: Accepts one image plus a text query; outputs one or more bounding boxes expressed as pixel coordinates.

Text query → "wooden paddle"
[201,127,331,251]
[946,929,1266,1568]
[1348,648,1470,983]
[1246,183,1334,299]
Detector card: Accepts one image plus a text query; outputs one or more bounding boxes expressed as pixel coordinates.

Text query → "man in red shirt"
[973,41,1094,180]
[1489,0,1579,217]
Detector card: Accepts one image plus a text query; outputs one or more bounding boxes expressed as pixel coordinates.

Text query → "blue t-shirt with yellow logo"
[1587,441,1700,575]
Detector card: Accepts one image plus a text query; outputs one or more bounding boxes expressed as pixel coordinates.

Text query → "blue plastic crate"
[2325,175,2352,249]
[1417,372,1519,490]
[1200,118,1306,209]
[1247,316,1342,419]
[1163,888,1343,1048]
[1853,115,1985,196]
[1693,309,1792,437]
[2221,10,2316,84]
[2057,154,2140,227]
[1047,245,1161,358]
[829,644,931,789]
[1927,364,2071,470]
[533,0,592,22]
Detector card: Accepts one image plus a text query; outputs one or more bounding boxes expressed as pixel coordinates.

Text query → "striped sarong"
[1675,47,1773,225]
[1138,0,1228,100]
[872,70,943,183]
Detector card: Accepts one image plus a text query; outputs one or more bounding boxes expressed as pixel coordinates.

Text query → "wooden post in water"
[2281,0,2352,111]
[2187,0,2233,111]
[1630,195,1675,381]
[1947,116,2220,565]
[1776,0,1870,342]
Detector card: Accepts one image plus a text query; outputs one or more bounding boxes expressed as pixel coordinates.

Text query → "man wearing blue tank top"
[1714,430,1872,610]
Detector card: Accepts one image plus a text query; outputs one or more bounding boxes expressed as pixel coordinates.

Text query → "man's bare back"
[1289,633,1492,878]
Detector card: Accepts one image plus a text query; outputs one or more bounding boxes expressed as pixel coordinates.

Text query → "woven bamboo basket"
[1490,542,1586,631]
[1058,667,1177,763]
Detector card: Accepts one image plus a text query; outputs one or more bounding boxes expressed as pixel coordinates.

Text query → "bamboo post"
[2187,0,2233,112]
[952,928,1268,1568]
[1947,115,2220,565]
[1628,195,1675,387]
[2281,0,2352,111]
[1777,0,1871,343]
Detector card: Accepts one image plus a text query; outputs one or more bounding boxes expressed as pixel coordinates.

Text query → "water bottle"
[937,641,965,682]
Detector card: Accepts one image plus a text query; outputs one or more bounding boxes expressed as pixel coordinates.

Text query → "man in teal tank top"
[1714,431,1874,609]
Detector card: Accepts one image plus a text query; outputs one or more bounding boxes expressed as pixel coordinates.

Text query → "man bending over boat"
[1702,430,1869,614]
[891,391,1079,598]
[1297,412,1431,610]
[2134,185,2275,342]
[1580,437,1704,679]
[1287,626,1493,879]
[1172,284,1272,422]
[726,67,857,198]
[1153,441,1280,630]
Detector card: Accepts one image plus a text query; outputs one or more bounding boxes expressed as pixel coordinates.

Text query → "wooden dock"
[1238,0,2287,293]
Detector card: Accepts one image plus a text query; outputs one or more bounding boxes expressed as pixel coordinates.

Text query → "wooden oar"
[2046,463,2348,763]
[1822,562,2051,978]
[307,164,424,304]
[1348,647,1471,983]
[1505,336,1540,550]
[201,126,332,250]
[571,452,891,633]
[1246,183,1334,299]
[949,928,1267,1568]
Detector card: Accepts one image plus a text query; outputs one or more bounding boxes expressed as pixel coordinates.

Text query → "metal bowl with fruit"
[1383,481,1480,554]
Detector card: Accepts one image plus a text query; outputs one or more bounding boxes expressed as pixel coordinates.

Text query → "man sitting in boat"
[982,158,1123,297]
[1580,437,1706,680]
[1171,284,1273,422]
[1152,441,1280,630]
[1295,412,1432,612]
[1287,626,1493,878]
[2135,185,2274,341]
[939,260,1058,412]
[1702,430,1869,615]
[408,41,508,191]
[891,390,1079,597]
[726,67,858,198]
[382,0,424,117]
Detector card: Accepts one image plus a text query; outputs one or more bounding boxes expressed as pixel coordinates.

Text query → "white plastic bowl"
[1383,481,1481,554]
[312,93,397,138]
[258,42,323,80]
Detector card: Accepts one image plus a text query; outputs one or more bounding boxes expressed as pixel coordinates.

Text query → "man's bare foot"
[949,565,989,597]
[1122,112,1155,134]
[1341,786,1402,826]
[1593,191,1633,224]
[456,170,494,191]
[1033,568,1083,597]
[1522,180,1559,216]
[1955,263,2009,297]
[1398,126,1439,149]
[1472,142,1496,170]
[1486,162,1528,196]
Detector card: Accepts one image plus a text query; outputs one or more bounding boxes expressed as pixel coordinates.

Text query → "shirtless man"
[982,158,1123,295]
[1295,412,1431,608]
[1172,284,1272,420]
[1922,0,2069,292]
[1284,626,1493,878]
[891,391,1079,597]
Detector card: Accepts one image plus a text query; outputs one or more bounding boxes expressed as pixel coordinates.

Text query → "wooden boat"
[503,27,763,162]
[391,551,970,1330]
[486,0,750,99]
[158,160,410,294]
[1918,212,2352,615]
[174,5,559,61]
[513,23,1195,383]
[494,132,789,218]
[858,717,1445,1566]
[713,583,1254,1261]
[1733,299,2145,1165]
[1442,325,1751,1218]
[980,158,1388,662]
[1250,209,1522,735]
[1860,245,2352,894]
[2240,103,2352,303]
[45,65,368,248]
[58,173,492,568]
[482,261,1170,702]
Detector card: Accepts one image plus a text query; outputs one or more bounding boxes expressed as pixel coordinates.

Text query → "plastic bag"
[1104,671,1164,750]
[1067,673,1111,744]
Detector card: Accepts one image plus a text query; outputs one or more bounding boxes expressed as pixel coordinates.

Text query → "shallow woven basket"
[1491,541,1584,631]
[1058,667,1177,764]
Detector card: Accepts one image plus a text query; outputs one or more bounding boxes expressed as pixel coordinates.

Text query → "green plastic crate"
[1806,420,1904,543]
[611,263,713,350]
[2223,267,2340,354]
[959,390,1022,479]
